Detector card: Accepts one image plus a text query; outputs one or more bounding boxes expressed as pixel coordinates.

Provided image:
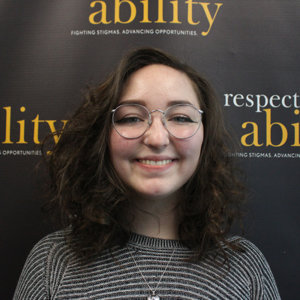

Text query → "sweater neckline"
[127,232,187,250]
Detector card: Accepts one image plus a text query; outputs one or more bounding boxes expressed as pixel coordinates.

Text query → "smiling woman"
[14,48,280,299]
[110,64,204,208]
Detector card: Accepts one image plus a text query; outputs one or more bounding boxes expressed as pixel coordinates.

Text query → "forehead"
[120,64,200,108]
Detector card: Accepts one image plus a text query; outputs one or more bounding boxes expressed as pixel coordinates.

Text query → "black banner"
[1,1,299,298]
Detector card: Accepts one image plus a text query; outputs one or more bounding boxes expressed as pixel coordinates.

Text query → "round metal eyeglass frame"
[111,103,204,139]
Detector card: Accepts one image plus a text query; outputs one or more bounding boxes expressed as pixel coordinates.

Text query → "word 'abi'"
[241,109,300,147]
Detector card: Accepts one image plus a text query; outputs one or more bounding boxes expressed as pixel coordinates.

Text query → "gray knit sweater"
[14,230,280,299]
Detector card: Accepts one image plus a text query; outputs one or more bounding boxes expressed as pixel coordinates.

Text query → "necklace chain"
[128,247,176,299]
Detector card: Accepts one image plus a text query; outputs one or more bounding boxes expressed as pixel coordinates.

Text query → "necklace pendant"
[147,294,160,300]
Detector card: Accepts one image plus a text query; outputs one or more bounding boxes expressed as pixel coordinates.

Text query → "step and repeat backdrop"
[1,0,299,298]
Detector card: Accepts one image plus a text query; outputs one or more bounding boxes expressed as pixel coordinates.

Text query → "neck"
[130,193,180,240]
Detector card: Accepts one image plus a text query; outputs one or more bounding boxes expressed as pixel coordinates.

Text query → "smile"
[138,159,173,166]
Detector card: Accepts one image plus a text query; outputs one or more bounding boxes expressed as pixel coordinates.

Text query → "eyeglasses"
[111,103,204,139]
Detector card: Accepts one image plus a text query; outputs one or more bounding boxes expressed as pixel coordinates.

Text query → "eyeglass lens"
[113,104,202,139]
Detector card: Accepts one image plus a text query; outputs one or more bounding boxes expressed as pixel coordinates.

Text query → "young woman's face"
[109,64,204,200]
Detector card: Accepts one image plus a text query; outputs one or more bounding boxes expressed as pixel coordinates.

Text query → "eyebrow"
[119,99,194,107]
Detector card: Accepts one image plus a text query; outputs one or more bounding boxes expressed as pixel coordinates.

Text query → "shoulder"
[29,228,76,279]
[14,229,75,300]
[227,236,267,261]
[31,229,69,250]
[223,236,271,273]
[223,236,281,299]
[225,236,272,270]
[26,229,73,264]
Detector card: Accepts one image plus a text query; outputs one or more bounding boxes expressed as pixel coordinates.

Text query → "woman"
[14,48,280,299]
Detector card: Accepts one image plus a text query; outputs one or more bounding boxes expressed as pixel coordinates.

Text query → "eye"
[115,116,145,125]
[168,115,196,123]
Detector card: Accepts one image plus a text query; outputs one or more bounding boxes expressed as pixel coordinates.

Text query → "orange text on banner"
[89,0,223,36]
[241,109,300,147]
[1,106,68,145]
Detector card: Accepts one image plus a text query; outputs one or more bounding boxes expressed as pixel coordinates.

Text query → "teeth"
[139,159,172,165]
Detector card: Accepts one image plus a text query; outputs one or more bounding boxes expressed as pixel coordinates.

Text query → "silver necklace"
[128,248,176,300]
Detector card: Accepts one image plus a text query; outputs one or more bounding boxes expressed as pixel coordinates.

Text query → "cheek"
[176,128,204,161]
[109,131,137,163]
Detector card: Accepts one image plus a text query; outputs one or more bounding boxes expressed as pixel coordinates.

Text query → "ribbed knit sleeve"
[13,231,72,300]
[235,238,281,299]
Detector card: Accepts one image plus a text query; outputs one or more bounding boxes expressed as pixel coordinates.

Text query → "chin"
[137,187,179,199]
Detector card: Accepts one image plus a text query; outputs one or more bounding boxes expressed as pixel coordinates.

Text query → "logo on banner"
[0,106,67,156]
[70,0,224,37]
[223,92,300,159]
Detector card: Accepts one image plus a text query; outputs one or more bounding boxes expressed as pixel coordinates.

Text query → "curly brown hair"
[43,47,245,260]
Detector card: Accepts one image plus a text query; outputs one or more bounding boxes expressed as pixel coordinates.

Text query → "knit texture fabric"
[14,230,280,299]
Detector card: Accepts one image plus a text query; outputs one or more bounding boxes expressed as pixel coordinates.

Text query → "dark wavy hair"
[43,47,245,261]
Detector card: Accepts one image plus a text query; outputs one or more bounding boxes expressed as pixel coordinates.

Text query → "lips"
[135,157,177,170]
[138,159,172,166]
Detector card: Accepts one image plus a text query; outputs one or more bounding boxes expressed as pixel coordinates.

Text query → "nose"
[142,114,170,149]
